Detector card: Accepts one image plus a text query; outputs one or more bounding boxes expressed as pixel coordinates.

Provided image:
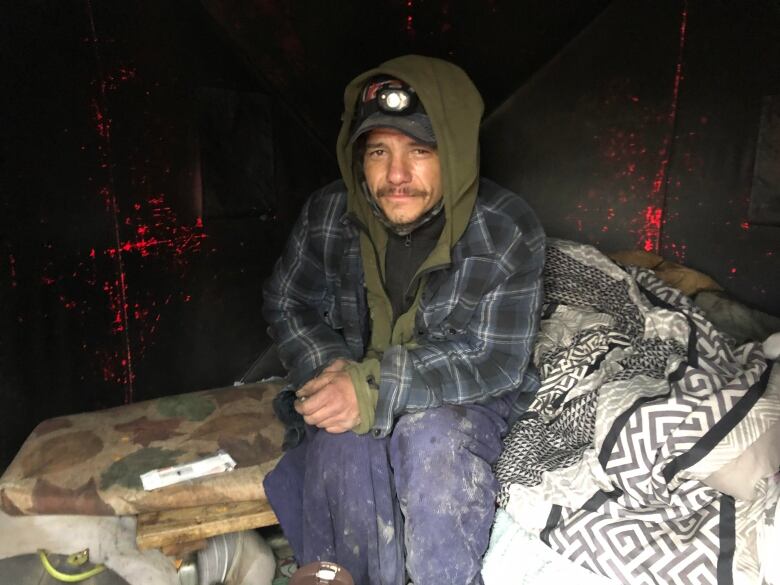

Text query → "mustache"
[375,186,428,198]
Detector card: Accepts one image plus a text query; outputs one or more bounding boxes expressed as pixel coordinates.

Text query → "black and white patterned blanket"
[494,239,779,585]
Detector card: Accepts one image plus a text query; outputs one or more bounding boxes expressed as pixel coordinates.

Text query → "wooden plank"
[160,539,208,558]
[136,500,278,550]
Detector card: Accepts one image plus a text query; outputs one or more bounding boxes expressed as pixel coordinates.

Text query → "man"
[262,55,545,585]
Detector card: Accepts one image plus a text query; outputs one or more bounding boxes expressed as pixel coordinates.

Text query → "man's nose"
[386,154,412,185]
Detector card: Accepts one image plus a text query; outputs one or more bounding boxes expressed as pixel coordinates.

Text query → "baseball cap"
[349,76,436,145]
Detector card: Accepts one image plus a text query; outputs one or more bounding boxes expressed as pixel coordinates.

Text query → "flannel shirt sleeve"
[371,235,544,437]
[262,192,353,387]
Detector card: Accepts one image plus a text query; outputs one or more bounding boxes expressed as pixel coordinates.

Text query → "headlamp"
[377,87,414,113]
[358,77,421,117]
[350,75,435,145]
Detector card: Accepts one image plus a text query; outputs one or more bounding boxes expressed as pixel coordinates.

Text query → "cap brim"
[349,112,436,145]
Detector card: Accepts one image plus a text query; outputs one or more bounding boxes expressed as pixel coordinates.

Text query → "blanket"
[482,509,616,585]
[494,239,779,585]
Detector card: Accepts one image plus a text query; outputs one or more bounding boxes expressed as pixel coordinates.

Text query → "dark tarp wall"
[0,0,336,469]
[200,0,613,153]
[482,0,780,316]
[0,1,612,468]
[662,1,780,314]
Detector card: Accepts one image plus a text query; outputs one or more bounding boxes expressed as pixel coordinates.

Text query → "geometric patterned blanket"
[494,239,779,585]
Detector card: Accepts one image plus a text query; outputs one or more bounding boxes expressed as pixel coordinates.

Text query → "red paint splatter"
[662,241,688,264]
[97,185,112,209]
[101,65,137,92]
[96,348,135,385]
[85,0,134,402]
[59,295,77,310]
[740,221,750,230]
[104,228,207,259]
[642,206,664,252]
[405,0,415,37]
[639,2,688,253]
[35,4,208,398]
[8,254,17,287]
[91,99,110,138]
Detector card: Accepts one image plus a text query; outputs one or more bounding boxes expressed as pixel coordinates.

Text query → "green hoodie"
[335,55,485,433]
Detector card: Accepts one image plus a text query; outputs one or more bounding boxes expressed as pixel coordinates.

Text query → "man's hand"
[294,359,360,433]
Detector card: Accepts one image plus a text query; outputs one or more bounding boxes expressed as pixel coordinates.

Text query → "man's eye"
[367,149,384,157]
[413,148,431,155]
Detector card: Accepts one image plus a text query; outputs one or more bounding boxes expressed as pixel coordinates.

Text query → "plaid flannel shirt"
[262,178,545,437]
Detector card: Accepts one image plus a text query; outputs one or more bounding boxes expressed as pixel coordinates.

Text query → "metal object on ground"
[289,561,354,585]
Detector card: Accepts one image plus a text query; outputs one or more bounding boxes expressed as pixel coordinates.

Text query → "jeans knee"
[393,406,468,451]
[392,408,471,484]
[390,406,504,500]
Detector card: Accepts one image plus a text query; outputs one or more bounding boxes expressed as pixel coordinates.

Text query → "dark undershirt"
[384,211,445,323]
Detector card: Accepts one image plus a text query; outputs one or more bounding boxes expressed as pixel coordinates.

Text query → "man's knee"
[389,406,502,500]
[391,405,504,464]
[391,406,471,461]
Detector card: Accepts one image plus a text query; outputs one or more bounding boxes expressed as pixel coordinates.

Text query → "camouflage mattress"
[0,381,285,516]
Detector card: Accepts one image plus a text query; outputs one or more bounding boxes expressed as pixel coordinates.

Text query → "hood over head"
[337,55,484,255]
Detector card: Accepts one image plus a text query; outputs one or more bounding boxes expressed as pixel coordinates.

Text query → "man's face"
[362,128,443,229]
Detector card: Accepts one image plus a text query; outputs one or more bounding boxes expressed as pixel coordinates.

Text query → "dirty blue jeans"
[263,400,510,585]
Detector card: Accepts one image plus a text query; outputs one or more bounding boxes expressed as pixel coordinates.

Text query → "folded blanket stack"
[495,239,779,585]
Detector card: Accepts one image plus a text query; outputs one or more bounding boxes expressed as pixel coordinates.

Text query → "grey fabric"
[196,531,275,585]
[695,290,780,345]
[198,532,239,585]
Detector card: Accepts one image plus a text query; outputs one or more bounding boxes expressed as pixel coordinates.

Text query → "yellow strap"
[37,550,106,583]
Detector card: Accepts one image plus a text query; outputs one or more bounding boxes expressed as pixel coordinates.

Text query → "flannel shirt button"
[417,329,424,336]
[448,328,457,335]
[372,429,381,437]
